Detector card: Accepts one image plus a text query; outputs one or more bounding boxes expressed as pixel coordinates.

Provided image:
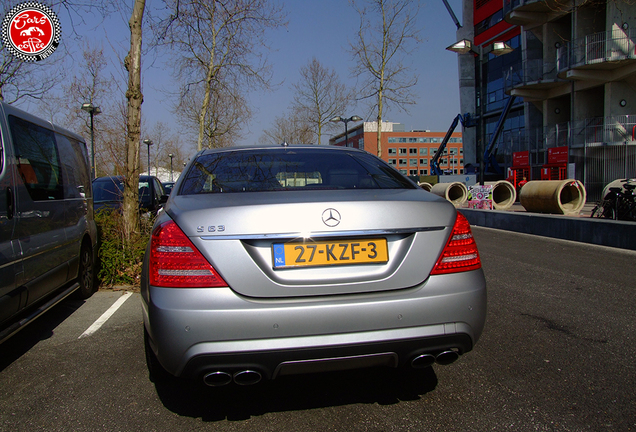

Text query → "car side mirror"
[159,195,169,205]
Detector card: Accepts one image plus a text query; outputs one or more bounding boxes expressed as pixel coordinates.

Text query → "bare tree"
[0,0,118,103]
[260,109,314,145]
[349,0,420,157]
[0,0,62,103]
[48,44,126,176]
[144,121,189,175]
[174,79,250,148]
[96,101,129,176]
[123,0,146,237]
[157,0,286,151]
[0,55,62,103]
[291,58,352,145]
[159,137,190,181]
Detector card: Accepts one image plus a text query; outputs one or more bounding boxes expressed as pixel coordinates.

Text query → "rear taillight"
[149,220,227,287]
[430,212,481,275]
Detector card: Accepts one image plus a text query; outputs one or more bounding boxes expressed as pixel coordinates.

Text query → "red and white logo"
[2,2,61,62]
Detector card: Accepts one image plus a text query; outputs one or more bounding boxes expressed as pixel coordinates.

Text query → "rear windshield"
[180,148,416,195]
[93,178,124,202]
[93,178,154,203]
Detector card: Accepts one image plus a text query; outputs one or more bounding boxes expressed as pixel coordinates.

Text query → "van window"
[9,115,63,201]
[56,134,91,199]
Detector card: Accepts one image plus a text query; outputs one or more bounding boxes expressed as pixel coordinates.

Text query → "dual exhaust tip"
[203,370,262,387]
[411,350,459,368]
[203,350,459,386]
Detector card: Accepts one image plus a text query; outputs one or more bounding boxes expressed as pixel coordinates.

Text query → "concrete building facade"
[451,0,636,200]
[329,121,463,176]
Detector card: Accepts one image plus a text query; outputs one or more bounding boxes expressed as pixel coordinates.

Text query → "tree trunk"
[197,51,215,151]
[377,87,383,158]
[123,0,146,237]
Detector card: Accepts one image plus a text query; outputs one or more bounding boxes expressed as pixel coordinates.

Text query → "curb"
[459,208,636,251]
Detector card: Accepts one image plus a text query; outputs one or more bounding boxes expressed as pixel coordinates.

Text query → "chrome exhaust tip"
[233,370,262,386]
[435,350,459,365]
[203,371,233,387]
[411,353,436,369]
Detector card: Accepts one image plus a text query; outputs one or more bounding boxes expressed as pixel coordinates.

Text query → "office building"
[329,121,464,176]
[448,0,636,199]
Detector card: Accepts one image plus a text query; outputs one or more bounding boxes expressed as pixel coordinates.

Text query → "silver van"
[0,102,97,343]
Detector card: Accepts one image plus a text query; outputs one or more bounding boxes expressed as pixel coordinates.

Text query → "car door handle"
[6,186,14,220]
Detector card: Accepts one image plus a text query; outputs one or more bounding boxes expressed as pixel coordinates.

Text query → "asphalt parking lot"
[1,228,635,431]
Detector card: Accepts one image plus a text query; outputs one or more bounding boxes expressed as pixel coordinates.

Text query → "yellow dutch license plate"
[273,238,388,269]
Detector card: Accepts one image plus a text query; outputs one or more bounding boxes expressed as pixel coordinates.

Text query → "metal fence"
[504,59,558,91]
[492,116,636,201]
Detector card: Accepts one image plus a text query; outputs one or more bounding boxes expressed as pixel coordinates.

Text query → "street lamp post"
[446,39,514,185]
[81,103,102,179]
[168,153,174,182]
[143,139,153,176]
[330,115,363,147]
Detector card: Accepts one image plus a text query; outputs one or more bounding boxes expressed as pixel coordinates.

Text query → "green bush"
[94,209,154,288]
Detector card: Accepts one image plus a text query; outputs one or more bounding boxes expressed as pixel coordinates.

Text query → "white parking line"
[78,292,133,339]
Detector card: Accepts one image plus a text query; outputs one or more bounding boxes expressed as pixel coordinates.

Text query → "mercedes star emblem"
[322,208,341,227]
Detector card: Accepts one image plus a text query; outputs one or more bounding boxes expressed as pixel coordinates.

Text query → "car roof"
[196,144,366,156]
[94,175,156,182]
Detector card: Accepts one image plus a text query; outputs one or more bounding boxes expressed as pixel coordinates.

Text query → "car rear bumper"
[142,269,487,380]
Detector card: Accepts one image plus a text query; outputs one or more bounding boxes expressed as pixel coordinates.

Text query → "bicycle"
[590,182,636,221]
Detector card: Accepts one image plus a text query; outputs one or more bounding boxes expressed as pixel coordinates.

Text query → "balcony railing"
[502,0,544,18]
[557,29,636,72]
[504,59,558,92]
[507,116,636,150]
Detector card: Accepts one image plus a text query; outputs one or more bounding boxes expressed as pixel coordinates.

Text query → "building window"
[409,148,417,154]
[419,158,427,165]
[420,169,428,175]
[399,148,407,155]
[399,158,407,165]
[409,158,417,166]
[388,158,396,165]
[409,169,418,175]
[419,148,428,155]
[388,148,397,155]
[399,169,407,175]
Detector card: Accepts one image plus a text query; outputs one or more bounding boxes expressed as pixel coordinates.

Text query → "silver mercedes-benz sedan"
[141,145,486,386]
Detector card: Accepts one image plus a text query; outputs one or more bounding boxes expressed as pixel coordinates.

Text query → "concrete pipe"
[485,180,516,210]
[430,182,468,207]
[418,181,433,192]
[519,179,586,216]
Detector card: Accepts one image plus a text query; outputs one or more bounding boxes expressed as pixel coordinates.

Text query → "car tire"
[75,242,96,299]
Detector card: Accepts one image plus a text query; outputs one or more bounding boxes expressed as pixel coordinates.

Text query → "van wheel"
[76,243,96,299]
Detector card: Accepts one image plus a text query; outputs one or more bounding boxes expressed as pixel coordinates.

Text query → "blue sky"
[20,0,464,150]
[240,0,465,145]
